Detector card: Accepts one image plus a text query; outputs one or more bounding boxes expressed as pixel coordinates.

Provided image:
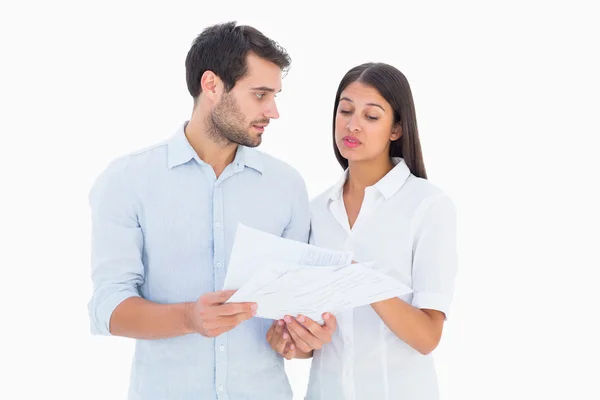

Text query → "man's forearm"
[109,297,195,340]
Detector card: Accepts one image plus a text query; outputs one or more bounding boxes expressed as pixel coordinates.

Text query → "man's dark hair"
[185,21,291,101]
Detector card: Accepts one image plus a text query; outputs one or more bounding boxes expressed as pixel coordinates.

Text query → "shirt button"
[218,385,224,391]
[215,222,221,228]
[216,262,222,268]
[220,345,225,351]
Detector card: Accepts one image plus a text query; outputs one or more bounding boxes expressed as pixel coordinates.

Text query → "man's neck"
[185,114,238,178]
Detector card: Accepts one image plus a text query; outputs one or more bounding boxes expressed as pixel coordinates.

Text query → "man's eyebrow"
[340,97,385,111]
[250,86,281,93]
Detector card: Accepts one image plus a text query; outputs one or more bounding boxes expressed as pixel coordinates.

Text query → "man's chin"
[243,134,262,148]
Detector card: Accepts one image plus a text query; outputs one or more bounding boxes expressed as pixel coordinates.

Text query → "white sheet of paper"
[228,261,413,324]
[222,223,354,290]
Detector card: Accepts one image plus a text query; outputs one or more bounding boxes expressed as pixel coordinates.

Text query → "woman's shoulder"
[402,175,456,218]
[404,175,448,198]
[309,186,335,211]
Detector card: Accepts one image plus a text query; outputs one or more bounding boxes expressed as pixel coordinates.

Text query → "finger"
[322,313,337,334]
[203,290,237,305]
[287,324,311,353]
[205,325,233,337]
[295,315,331,343]
[269,320,283,345]
[275,321,288,354]
[216,302,257,317]
[283,342,296,360]
[217,311,256,328]
[285,317,313,352]
[266,322,276,343]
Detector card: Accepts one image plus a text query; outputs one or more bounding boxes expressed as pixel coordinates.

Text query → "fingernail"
[323,313,330,320]
[282,333,288,340]
[290,344,295,350]
[297,315,305,323]
[284,316,292,323]
[278,320,284,326]
[251,304,258,310]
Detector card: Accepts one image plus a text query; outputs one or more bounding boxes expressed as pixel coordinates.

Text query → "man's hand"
[284,313,337,353]
[266,320,297,360]
[187,290,257,338]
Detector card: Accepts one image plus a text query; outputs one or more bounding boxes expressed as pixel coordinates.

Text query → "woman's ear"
[391,123,402,141]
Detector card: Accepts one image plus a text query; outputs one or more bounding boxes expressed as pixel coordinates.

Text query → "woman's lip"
[343,137,361,148]
[343,136,361,143]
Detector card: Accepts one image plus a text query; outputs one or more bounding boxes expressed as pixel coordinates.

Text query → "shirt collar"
[167,121,263,174]
[328,158,411,201]
[167,122,196,169]
[232,144,263,174]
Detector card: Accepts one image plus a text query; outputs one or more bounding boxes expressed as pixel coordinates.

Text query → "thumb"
[322,312,336,330]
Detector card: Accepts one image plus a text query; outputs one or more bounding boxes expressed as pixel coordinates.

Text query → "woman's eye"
[367,115,379,121]
[339,110,351,114]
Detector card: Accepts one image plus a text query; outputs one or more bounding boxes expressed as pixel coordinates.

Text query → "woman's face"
[335,81,401,165]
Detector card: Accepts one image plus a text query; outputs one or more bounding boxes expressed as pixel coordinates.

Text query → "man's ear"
[200,70,222,101]
[391,122,402,141]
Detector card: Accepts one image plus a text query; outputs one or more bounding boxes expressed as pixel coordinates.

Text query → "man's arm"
[107,298,193,340]
[88,161,255,340]
[110,292,256,340]
[88,160,146,337]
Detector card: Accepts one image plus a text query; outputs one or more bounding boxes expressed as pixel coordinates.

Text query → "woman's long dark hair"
[333,63,427,179]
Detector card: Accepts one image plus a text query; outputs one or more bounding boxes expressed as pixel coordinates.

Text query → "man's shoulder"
[90,140,170,195]
[102,140,170,175]
[252,149,305,183]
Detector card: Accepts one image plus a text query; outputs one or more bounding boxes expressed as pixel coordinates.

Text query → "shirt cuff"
[411,292,452,319]
[89,290,139,335]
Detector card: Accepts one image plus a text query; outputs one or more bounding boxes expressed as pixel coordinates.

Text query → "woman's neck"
[345,157,394,196]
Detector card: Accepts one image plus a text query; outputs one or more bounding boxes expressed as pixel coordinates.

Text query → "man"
[88,22,333,399]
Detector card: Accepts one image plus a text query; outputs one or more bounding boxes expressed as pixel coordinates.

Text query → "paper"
[222,224,354,290]
[228,261,413,323]
[223,224,413,323]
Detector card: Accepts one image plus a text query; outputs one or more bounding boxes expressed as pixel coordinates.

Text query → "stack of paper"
[223,224,412,323]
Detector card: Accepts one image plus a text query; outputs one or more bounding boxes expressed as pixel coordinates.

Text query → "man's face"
[208,53,282,147]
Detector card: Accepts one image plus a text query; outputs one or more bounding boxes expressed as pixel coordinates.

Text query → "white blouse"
[305,158,458,400]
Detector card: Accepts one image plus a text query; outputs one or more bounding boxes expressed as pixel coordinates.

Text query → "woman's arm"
[371,299,445,355]
[372,193,458,355]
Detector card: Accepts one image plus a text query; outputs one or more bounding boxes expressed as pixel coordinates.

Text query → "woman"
[267,62,458,400]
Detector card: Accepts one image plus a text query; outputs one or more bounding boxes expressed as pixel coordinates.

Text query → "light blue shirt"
[88,122,310,400]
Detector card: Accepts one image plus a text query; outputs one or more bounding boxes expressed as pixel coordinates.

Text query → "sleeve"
[87,161,144,335]
[411,193,458,319]
[281,170,311,244]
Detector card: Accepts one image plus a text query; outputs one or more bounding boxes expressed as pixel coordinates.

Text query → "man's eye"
[255,93,265,99]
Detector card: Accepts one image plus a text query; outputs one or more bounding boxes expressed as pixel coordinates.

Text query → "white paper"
[223,224,413,323]
[222,223,354,290]
[228,261,412,323]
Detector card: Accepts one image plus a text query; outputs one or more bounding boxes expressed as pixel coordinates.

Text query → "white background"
[1,0,599,399]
